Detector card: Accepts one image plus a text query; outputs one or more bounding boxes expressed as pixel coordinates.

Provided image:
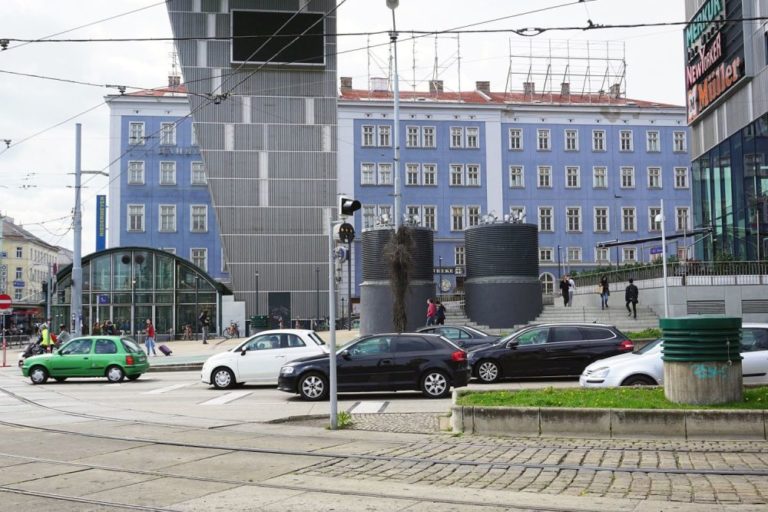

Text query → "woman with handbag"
[598,275,610,310]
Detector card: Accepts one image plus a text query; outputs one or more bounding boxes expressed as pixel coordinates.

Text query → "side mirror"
[240,349,247,356]
[340,349,351,360]
[507,340,519,349]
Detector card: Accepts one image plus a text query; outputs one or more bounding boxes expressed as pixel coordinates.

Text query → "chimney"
[168,74,181,87]
[340,76,353,91]
[475,81,491,95]
[429,80,444,94]
[609,83,621,99]
[523,81,536,96]
[560,82,570,97]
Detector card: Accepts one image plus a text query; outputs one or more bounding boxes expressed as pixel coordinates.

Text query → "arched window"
[539,273,555,294]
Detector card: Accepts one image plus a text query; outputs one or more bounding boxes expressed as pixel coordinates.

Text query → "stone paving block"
[611,409,686,438]
[540,408,610,437]
[685,410,766,440]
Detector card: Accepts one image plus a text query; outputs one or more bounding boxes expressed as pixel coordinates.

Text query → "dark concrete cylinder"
[359,227,434,335]
[464,223,542,328]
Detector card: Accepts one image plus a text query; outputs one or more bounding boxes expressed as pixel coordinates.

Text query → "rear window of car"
[396,336,436,352]
[578,327,617,341]
[550,326,582,343]
[120,338,142,354]
[308,332,326,346]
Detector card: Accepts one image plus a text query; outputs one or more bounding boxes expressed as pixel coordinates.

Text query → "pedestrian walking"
[426,298,437,326]
[436,301,446,325]
[599,275,610,310]
[625,278,639,319]
[559,276,570,307]
[567,275,576,307]
[40,322,53,353]
[199,310,210,344]
[57,324,71,346]
[144,319,157,356]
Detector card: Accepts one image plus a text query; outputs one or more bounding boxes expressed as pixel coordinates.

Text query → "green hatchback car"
[21,336,149,384]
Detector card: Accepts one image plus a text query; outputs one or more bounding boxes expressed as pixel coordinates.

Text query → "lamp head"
[386,0,399,9]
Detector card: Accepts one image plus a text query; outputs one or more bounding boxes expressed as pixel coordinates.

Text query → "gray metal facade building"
[166,0,337,319]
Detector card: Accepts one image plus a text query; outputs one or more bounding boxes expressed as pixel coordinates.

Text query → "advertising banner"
[96,195,106,251]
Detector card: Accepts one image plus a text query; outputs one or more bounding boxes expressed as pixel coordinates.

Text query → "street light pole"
[388,0,402,229]
[656,200,669,317]
[71,124,83,336]
[195,276,200,341]
[315,266,320,326]
[254,271,259,315]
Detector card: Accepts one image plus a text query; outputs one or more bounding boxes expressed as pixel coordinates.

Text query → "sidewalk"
[147,329,361,371]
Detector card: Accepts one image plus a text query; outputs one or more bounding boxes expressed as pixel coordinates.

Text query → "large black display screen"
[231,10,325,67]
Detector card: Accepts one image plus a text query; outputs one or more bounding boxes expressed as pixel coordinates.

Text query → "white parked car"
[580,323,768,387]
[201,329,328,389]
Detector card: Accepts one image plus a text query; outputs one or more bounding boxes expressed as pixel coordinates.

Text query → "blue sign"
[650,246,663,255]
[13,280,24,288]
[96,195,107,251]
[98,294,110,304]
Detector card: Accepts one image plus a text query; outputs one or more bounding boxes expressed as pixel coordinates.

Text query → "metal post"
[389,3,402,229]
[328,216,339,429]
[46,265,52,321]
[195,276,200,340]
[659,199,669,317]
[2,313,6,368]
[254,271,260,315]
[557,245,562,279]
[347,241,352,330]
[315,266,320,326]
[71,124,83,336]
[131,278,136,336]
[341,297,345,330]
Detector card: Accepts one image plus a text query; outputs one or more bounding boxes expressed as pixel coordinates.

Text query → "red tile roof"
[126,85,188,97]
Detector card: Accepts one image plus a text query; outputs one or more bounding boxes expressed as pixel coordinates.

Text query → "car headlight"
[587,367,610,379]
[280,366,295,375]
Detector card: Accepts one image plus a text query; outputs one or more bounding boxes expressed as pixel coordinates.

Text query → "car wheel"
[53,377,67,382]
[621,375,656,386]
[29,366,48,385]
[127,374,141,381]
[421,370,450,399]
[476,360,501,383]
[212,367,236,389]
[106,365,125,383]
[298,372,328,401]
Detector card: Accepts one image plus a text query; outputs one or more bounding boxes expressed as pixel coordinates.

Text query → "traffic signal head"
[335,222,355,243]
[338,195,361,217]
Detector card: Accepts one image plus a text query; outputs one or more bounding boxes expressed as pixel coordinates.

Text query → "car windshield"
[636,339,662,354]
[121,338,142,353]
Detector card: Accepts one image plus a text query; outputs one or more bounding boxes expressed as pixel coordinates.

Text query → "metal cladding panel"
[314,97,336,124]
[360,282,434,335]
[268,125,324,151]
[217,208,325,235]
[224,235,326,265]
[233,126,266,152]
[409,228,435,280]
[465,223,539,278]
[361,227,434,281]
[271,152,335,179]
[465,280,543,328]
[251,97,306,124]
[191,98,243,123]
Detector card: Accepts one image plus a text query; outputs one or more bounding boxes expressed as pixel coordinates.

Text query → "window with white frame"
[362,125,374,146]
[596,247,609,263]
[450,164,464,186]
[379,205,392,222]
[539,248,553,262]
[593,166,607,189]
[191,205,208,232]
[362,205,376,229]
[361,163,376,185]
[406,126,420,148]
[15,267,22,280]
[594,207,609,232]
[160,122,176,145]
[377,125,391,147]
[676,207,690,231]
[406,205,421,223]
[406,163,420,185]
[564,129,579,151]
[159,205,176,232]
[646,130,660,152]
[15,247,22,258]
[567,247,582,262]
[537,129,551,150]
[160,161,176,185]
[649,207,662,232]
[423,163,437,185]
[162,247,176,255]
[191,161,207,184]
[14,289,22,301]
[451,206,464,231]
[422,126,436,148]
[377,163,393,184]
[620,166,635,188]
[128,161,145,184]
[537,166,552,188]
[565,166,580,188]
[509,206,525,222]
[619,130,633,151]
[509,128,523,150]
[467,206,481,227]
[450,127,463,148]
[127,204,145,232]
[454,245,465,266]
[466,164,480,186]
[538,207,553,232]
[423,206,436,230]
[622,207,636,231]
[592,129,606,151]
[673,131,687,152]
[566,207,581,232]
[129,122,145,145]
[191,248,208,271]
[647,167,661,189]
[466,127,479,148]
[622,247,637,262]
[674,167,689,188]
[509,165,524,188]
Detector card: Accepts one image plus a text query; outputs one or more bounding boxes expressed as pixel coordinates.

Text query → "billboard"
[231,10,325,67]
[96,195,106,251]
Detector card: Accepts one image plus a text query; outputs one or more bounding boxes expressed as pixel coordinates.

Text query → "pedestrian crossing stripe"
[143,383,195,395]
[200,391,251,405]
[348,401,388,413]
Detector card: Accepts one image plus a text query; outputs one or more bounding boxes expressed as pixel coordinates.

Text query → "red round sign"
[0,294,11,309]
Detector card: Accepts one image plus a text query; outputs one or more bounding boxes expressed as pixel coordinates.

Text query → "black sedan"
[277,333,470,400]
[416,325,501,349]
[467,323,633,383]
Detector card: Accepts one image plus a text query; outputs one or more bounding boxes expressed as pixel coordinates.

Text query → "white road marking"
[143,383,195,395]
[349,401,386,414]
[200,391,251,405]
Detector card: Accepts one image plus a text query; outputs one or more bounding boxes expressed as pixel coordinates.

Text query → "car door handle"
[379,359,393,366]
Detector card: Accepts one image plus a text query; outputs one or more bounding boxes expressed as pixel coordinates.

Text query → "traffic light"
[338,195,361,217]
[41,281,48,295]
[337,223,355,243]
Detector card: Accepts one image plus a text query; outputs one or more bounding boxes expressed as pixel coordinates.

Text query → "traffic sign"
[0,293,11,310]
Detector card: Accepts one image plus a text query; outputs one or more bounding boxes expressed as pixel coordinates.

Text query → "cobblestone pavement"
[294,412,768,505]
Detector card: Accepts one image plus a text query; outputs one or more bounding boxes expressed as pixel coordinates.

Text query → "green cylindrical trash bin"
[661,316,743,405]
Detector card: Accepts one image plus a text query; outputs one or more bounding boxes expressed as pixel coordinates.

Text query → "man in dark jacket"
[625,278,639,319]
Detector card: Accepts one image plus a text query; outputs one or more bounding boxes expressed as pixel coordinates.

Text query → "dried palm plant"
[384,226,415,333]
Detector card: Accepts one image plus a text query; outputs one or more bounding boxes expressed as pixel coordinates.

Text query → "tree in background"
[384,226,414,333]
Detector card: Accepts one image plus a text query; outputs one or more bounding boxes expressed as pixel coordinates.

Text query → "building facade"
[686,0,768,260]
[106,85,229,281]
[338,78,692,295]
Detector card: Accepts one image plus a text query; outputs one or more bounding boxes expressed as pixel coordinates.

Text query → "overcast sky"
[0,0,686,254]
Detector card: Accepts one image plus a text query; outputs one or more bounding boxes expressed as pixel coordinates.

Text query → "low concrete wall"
[452,390,767,440]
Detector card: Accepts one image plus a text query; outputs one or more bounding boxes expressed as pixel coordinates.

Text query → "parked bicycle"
[222,320,240,339]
